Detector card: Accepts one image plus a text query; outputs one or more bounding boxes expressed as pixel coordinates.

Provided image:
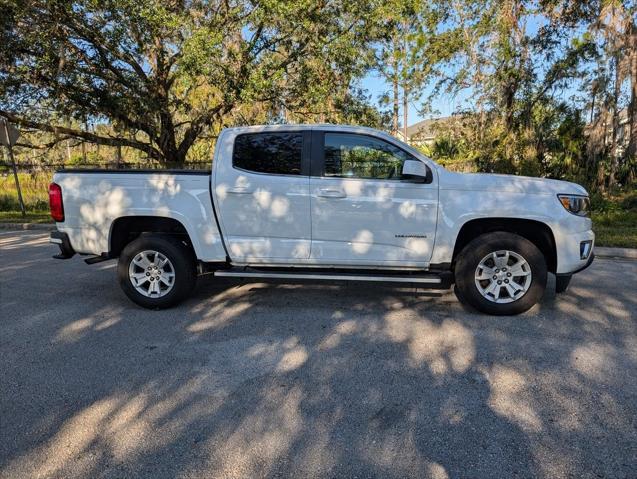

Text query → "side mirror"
[402,159,433,184]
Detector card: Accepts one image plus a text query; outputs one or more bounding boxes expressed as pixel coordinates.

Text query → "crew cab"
[48,125,594,315]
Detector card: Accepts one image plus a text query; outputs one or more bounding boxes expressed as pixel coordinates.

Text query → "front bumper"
[50,231,75,259]
[557,252,594,277]
[555,228,595,275]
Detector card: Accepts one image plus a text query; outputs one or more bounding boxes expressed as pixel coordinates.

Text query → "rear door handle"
[228,186,252,194]
[317,188,346,199]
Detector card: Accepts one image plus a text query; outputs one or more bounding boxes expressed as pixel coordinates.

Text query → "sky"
[360,72,471,127]
[360,12,557,128]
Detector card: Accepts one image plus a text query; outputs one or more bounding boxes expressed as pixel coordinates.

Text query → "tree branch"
[0,110,162,160]
[15,136,79,150]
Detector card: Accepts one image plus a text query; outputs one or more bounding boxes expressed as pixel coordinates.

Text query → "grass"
[591,210,637,249]
[0,171,52,211]
[0,210,52,223]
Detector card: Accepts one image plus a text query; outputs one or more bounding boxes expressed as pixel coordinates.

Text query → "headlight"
[557,194,590,217]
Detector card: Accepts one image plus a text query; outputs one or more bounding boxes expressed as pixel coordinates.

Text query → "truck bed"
[52,169,226,261]
[57,168,210,175]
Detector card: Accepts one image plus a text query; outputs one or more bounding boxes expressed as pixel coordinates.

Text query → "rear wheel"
[454,232,547,315]
[118,234,196,309]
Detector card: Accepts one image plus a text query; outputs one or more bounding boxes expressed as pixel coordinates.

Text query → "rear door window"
[233,132,303,175]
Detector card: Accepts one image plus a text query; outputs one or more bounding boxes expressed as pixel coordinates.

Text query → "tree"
[576,0,636,189]
[374,0,434,139]
[620,3,636,165]
[409,1,608,178]
[0,0,382,164]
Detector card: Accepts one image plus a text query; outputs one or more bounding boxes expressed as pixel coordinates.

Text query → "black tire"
[555,274,572,293]
[118,234,196,309]
[454,232,547,315]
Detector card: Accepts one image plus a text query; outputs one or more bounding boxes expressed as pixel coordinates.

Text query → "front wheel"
[118,234,196,309]
[454,232,547,315]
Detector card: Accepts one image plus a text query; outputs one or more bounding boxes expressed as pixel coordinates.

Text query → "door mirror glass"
[402,159,432,183]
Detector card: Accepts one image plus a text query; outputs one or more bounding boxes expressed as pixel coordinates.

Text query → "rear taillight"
[49,182,64,222]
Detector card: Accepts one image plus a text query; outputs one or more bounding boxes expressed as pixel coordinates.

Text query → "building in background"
[397,116,453,147]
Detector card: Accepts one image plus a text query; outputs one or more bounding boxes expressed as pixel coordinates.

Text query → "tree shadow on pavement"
[1,236,635,478]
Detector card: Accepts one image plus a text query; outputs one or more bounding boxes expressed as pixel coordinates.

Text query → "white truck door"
[213,130,311,263]
[309,131,438,267]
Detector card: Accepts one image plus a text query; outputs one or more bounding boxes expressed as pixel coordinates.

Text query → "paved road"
[1,231,635,479]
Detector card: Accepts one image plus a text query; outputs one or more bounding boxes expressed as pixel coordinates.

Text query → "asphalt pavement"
[1,230,635,479]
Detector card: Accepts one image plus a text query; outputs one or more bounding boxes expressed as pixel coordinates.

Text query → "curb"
[595,247,637,260]
[0,222,56,231]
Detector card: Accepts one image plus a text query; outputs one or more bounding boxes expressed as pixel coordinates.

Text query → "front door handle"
[317,188,346,199]
[228,186,252,194]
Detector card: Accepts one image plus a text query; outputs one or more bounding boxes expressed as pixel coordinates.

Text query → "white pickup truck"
[49,124,594,315]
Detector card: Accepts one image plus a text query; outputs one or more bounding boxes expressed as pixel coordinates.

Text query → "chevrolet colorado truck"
[49,124,594,315]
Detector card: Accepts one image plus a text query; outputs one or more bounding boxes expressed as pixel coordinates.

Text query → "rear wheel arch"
[109,216,196,258]
[452,218,557,273]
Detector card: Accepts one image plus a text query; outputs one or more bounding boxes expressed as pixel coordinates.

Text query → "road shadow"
[1,236,636,478]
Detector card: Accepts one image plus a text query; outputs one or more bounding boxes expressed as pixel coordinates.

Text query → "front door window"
[323,133,412,180]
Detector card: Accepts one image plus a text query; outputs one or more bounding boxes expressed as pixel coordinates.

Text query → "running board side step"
[213,269,449,286]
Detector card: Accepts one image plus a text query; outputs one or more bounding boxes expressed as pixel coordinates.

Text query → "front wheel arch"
[452,218,557,273]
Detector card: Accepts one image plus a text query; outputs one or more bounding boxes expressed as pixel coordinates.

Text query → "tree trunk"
[65,120,72,162]
[626,18,637,160]
[392,70,398,135]
[158,110,179,164]
[597,161,606,192]
[608,53,622,190]
[402,20,409,143]
[116,145,122,168]
[403,85,408,143]
[392,53,399,137]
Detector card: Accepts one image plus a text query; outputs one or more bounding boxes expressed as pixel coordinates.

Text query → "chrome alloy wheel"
[474,250,532,304]
[128,250,176,298]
